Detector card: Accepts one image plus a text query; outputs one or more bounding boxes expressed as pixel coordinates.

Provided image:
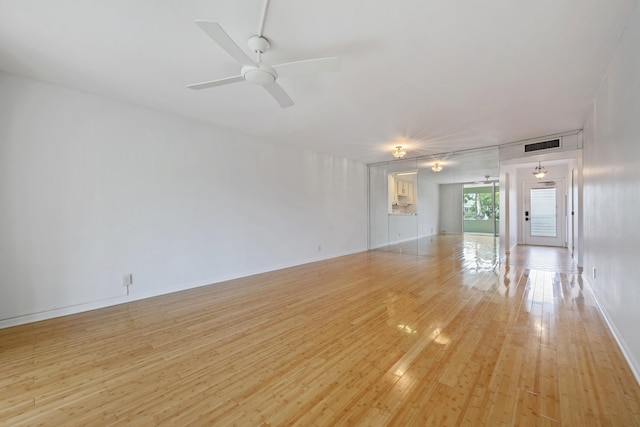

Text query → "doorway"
[523,180,565,247]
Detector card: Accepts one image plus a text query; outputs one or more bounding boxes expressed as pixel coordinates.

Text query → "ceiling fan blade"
[272,57,340,78]
[195,21,255,66]
[187,75,244,90]
[263,83,294,108]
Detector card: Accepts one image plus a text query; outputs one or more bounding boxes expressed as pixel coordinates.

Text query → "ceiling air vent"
[524,138,560,153]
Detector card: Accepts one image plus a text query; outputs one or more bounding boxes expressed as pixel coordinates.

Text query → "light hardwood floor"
[1,235,639,426]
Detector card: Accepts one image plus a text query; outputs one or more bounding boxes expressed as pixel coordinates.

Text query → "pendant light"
[533,161,547,179]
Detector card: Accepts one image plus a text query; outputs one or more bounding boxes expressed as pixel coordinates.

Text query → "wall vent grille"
[524,138,560,152]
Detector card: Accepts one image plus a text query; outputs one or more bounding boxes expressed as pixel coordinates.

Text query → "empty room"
[1,0,640,425]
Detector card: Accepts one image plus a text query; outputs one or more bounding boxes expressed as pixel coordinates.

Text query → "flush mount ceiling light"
[432,162,443,172]
[392,145,407,158]
[533,161,547,179]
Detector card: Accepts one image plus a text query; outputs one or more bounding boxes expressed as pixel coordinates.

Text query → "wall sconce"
[392,145,407,158]
[533,161,547,179]
[432,162,442,172]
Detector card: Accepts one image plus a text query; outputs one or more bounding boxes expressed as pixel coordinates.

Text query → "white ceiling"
[0,0,635,164]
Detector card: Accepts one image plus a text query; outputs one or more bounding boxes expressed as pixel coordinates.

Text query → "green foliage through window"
[463,185,499,220]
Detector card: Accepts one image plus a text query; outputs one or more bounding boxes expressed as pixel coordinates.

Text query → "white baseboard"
[0,247,367,330]
[0,296,127,329]
[370,233,435,250]
[583,276,640,386]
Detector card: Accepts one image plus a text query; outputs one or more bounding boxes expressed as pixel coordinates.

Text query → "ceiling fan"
[474,175,498,183]
[187,0,340,108]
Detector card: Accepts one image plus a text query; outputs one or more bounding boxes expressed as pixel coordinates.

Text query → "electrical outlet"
[318,244,321,251]
[123,274,133,287]
[592,268,596,279]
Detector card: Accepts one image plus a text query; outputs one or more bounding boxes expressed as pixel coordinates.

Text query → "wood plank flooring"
[1,234,639,426]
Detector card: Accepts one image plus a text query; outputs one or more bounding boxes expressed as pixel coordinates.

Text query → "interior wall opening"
[368,146,500,256]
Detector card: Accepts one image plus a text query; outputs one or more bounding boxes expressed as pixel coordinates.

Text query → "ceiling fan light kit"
[392,146,407,158]
[241,64,276,85]
[187,1,339,108]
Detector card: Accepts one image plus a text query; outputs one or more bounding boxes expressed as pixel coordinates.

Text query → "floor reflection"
[505,244,579,274]
[377,233,500,273]
[461,236,499,273]
[376,234,579,274]
[377,234,583,347]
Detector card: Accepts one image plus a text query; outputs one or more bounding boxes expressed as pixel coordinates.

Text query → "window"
[463,186,498,220]
[463,183,499,235]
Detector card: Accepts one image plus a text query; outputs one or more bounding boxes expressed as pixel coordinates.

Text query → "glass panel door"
[524,180,565,246]
[530,187,556,237]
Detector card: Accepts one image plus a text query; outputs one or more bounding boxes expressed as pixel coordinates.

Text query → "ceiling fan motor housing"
[248,35,270,53]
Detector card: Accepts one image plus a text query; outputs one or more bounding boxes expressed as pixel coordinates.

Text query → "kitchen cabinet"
[397,180,409,197]
[395,179,414,205]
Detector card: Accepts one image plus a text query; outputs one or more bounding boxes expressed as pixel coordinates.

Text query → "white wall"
[576,153,584,268]
[368,166,389,249]
[582,1,640,382]
[417,174,439,238]
[438,183,463,234]
[499,167,519,258]
[0,72,368,326]
[566,155,582,265]
[387,215,419,244]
